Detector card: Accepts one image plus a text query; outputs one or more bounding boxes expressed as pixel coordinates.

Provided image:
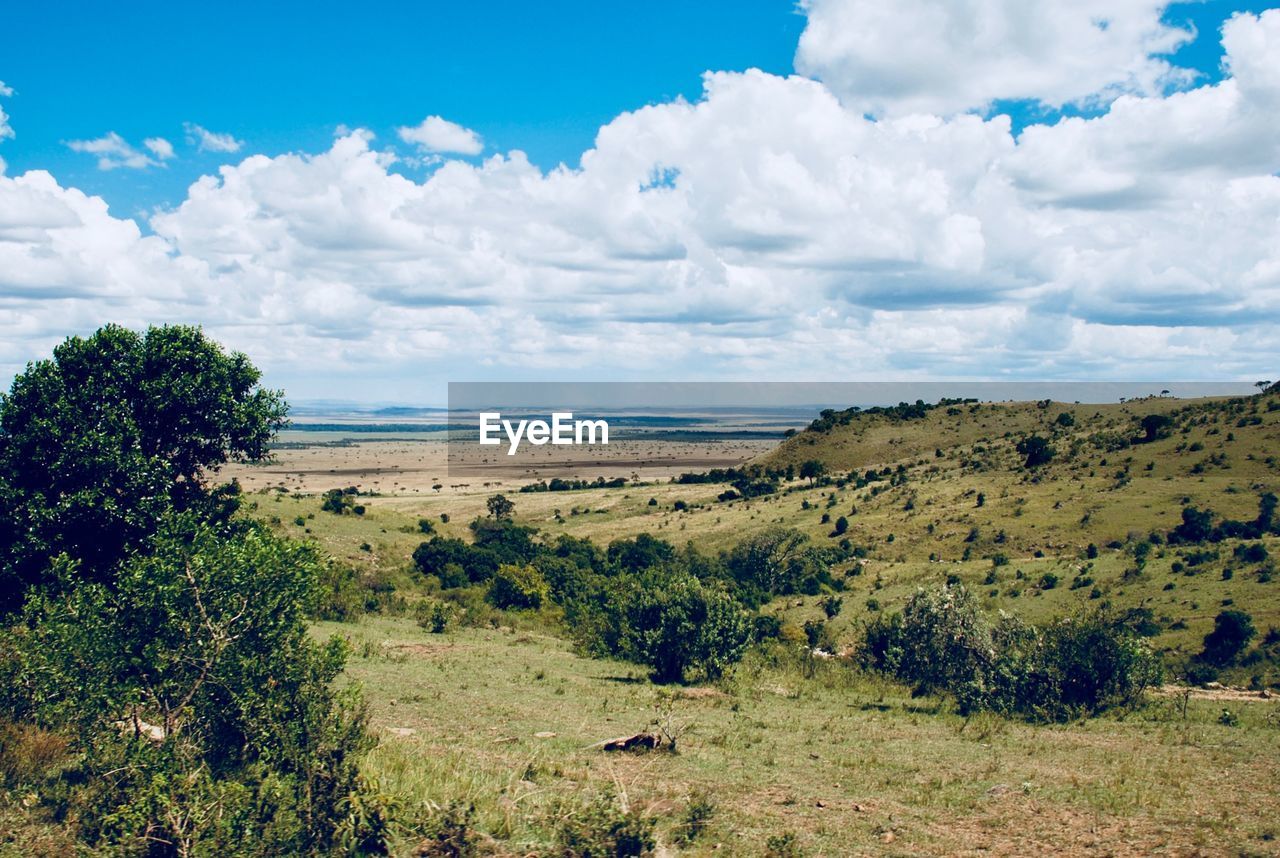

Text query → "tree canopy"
[0,324,286,614]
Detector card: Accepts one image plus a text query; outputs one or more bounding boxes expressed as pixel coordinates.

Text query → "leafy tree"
[487,563,549,610]
[833,515,849,535]
[0,324,285,614]
[799,460,826,485]
[486,493,515,520]
[1054,412,1075,428]
[591,571,751,683]
[607,533,676,574]
[320,487,355,514]
[1200,610,1256,667]
[1138,413,1173,443]
[725,528,828,601]
[1169,505,1216,544]
[1016,435,1055,469]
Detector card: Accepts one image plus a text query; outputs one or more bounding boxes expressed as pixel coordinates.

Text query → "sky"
[1,0,1278,403]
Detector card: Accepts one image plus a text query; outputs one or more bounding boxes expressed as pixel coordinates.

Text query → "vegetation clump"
[864,584,1162,721]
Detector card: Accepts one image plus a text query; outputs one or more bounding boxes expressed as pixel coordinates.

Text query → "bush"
[554,791,656,857]
[486,563,549,610]
[3,519,387,854]
[581,571,751,684]
[863,584,1161,720]
[1199,610,1256,667]
[415,802,479,857]
[675,791,716,845]
[415,599,454,634]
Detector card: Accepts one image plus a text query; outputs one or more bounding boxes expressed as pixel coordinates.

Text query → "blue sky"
[0,0,1266,218]
[1,0,1278,400]
[0,1,806,217]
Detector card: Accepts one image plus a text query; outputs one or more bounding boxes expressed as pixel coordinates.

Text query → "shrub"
[416,802,479,857]
[554,791,656,857]
[581,571,751,684]
[416,599,454,634]
[863,584,1161,720]
[1199,610,1256,667]
[675,791,716,845]
[486,563,549,610]
[4,520,386,853]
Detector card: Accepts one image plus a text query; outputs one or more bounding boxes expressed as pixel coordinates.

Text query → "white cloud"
[795,0,1195,116]
[397,115,484,155]
[66,131,164,170]
[3,10,1280,397]
[144,137,175,160]
[184,122,243,153]
[0,80,14,146]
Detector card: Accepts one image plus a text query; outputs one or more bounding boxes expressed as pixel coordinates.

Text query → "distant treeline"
[805,397,980,434]
[520,476,629,493]
[288,422,464,432]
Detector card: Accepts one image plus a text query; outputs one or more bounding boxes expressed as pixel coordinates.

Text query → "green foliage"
[1016,435,1055,469]
[724,528,832,602]
[485,493,515,520]
[486,563,549,611]
[0,324,287,615]
[583,571,751,684]
[415,801,479,857]
[321,487,358,514]
[863,584,1161,721]
[2,519,385,854]
[554,790,655,857]
[1199,610,1256,667]
[674,791,716,845]
[416,599,454,634]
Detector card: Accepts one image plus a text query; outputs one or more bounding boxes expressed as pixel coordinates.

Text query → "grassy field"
[239,392,1280,854]
[328,616,1279,856]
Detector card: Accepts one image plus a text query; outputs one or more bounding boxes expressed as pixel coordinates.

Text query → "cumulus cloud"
[184,122,243,153]
[66,131,167,170]
[397,116,484,155]
[795,0,1195,116]
[3,9,1280,396]
[144,137,175,160]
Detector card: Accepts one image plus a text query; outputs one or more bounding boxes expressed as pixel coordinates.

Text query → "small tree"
[1200,610,1256,667]
[0,324,286,615]
[1138,413,1173,443]
[800,460,826,485]
[601,572,751,684]
[1016,435,1054,469]
[486,493,515,520]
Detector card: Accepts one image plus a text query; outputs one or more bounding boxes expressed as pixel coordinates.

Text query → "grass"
[325,615,1280,855]
[246,392,1280,853]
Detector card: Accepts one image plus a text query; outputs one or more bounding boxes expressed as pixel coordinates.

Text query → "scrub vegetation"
[3,327,1278,855]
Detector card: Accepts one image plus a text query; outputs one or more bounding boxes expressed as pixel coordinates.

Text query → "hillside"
[221,389,1280,854]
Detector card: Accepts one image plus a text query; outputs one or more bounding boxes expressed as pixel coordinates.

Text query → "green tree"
[598,571,751,683]
[486,493,515,520]
[1016,434,1055,469]
[1200,610,1256,667]
[799,460,826,485]
[0,325,286,614]
[487,563,550,610]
